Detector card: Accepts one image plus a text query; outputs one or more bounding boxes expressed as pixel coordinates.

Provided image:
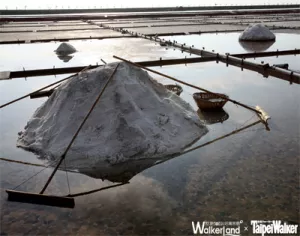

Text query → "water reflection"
[72,158,163,183]
[197,109,229,125]
[239,40,275,52]
[56,54,74,63]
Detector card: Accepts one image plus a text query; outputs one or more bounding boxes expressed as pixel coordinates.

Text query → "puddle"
[0,34,299,234]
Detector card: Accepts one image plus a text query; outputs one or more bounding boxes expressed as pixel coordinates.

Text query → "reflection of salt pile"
[239,40,274,52]
[17,62,208,178]
[57,54,74,63]
[55,42,77,55]
[239,24,276,41]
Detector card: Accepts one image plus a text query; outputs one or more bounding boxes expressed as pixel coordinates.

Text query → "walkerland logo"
[251,220,298,236]
[192,221,241,236]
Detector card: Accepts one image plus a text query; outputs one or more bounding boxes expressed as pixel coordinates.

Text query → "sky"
[0,0,299,9]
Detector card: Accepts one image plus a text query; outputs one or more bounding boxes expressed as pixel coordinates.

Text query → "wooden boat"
[193,92,228,110]
[164,84,183,96]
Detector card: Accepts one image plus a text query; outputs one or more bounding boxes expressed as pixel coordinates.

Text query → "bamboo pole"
[147,120,262,168]
[0,65,92,109]
[0,157,78,173]
[8,57,216,79]
[40,63,120,194]
[113,55,261,115]
[65,182,129,198]
[180,120,261,156]
[0,157,45,167]
[122,119,262,165]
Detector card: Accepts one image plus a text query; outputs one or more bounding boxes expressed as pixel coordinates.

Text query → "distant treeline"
[0,4,299,15]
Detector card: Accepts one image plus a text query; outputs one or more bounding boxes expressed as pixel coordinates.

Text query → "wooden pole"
[148,35,300,82]
[40,63,120,194]
[180,120,261,155]
[115,29,300,84]
[0,157,78,173]
[113,55,261,115]
[0,65,91,109]
[7,57,216,79]
[65,182,129,197]
[0,157,45,167]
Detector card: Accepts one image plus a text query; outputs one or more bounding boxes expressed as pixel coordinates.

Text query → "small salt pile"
[17,62,208,179]
[55,42,77,55]
[239,24,276,41]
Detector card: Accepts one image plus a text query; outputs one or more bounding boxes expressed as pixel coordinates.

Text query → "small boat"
[164,84,183,96]
[193,92,228,110]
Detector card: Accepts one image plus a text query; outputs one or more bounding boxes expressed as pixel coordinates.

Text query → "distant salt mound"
[17,62,208,179]
[55,42,77,55]
[239,24,276,41]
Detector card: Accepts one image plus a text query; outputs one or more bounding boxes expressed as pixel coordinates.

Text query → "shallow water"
[0,33,299,235]
[163,32,300,55]
[0,37,194,71]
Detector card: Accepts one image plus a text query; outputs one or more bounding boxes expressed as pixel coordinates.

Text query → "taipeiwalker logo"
[251,220,298,236]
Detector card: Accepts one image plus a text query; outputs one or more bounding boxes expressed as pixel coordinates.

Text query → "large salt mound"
[55,42,77,55]
[239,24,276,41]
[17,62,208,179]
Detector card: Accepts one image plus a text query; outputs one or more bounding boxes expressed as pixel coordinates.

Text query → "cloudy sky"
[0,0,299,9]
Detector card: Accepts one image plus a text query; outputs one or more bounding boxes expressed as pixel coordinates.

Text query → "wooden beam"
[5,57,216,79]
[232,49,300,58]
[6,190,75,208]
[144,29,244,37]
[137,33,300,84]
[30,89,54,99]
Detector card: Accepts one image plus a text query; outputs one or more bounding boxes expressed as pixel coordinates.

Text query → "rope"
[64,159,71,195]
[11,157,59,190]
[12,168,48,190]
[238,114,256,130]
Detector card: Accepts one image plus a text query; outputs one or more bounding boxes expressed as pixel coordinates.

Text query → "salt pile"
[239,24,276,41]
[55,42,77,55]
[17,62,208,179]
